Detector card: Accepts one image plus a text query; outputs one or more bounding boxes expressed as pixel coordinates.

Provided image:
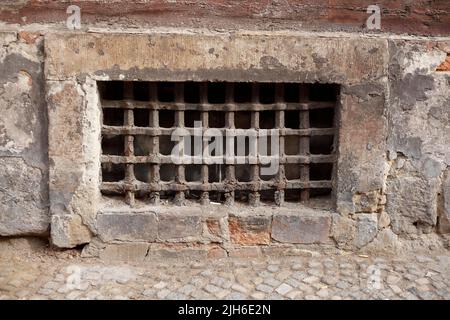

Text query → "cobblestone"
[0,248,448,300]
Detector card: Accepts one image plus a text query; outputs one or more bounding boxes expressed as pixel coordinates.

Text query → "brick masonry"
[0,1,449,36]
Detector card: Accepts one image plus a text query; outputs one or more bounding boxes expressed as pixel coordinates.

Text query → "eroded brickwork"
[0,0,449,36]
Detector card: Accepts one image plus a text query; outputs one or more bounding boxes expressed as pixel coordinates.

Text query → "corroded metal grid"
[99,81,338,206]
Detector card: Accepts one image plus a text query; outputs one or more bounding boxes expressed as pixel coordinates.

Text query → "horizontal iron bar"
[102,126,335,136]
[101,100,335,111]
[100,180,332,193]
[101,154,336,164]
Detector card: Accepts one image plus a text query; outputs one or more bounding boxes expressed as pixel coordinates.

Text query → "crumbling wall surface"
[0,31,49,236]
[0,0,449,36]
[0,13,449,254]
[386,40,450,240]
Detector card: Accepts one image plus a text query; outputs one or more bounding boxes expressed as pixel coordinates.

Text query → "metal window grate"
[99,81,338,206]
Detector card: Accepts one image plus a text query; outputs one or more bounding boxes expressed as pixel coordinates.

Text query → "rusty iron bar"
[173,83,185,205]
[299,84,310,202]
[149,82,160,204]
[200,83,210,205]
[100,82,336,206]
[275,83,285,206]
[102,126,335,137]
[101,154,336,165]
[101,100,335,111]
[123,82,135,206]
[100,180,332,194]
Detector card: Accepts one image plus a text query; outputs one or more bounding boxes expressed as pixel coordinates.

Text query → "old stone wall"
[0,1,449,256]
[0,31,48,236]
[387,40,450,238]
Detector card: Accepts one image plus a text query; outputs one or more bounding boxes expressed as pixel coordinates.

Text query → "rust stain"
[228,216,270,245]
[18,31,41,44]
[206,218,222,238]
[436,53,450,72]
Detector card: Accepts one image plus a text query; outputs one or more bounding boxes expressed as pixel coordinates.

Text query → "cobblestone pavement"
[0,244,449,300]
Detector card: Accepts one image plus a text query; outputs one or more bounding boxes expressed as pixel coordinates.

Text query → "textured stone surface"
[228,246,262,258]
[0,24,449,253]
[47,79,101,247]
[99,243,149,262]
[386,172,439,236]
[45,33,387,84]
[336,82,388,214]
[386,40,450,239]
[229,215,271,245]
[354,214,378,249]
[51,214,92,248]
[331,215,357,249]
[438,170,450,234]
[97,212,157,242]
[1,1,449,36]
[363,229,401,254]
[47,80,101,215]
[0,158,49,235]
[145,245,208,261]
[272,214,331,244]
[0,31,49,235]
[158,214,202,241]
[43,31,389,249]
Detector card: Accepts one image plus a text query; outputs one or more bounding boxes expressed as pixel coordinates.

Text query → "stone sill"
[98,195,335,217]
[95,196,335,246]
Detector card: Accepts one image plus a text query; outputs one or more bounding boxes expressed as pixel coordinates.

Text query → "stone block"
[386,174,438,236]
[99,243,149,262]
[207,246,228,259]
[438,171,450,234]
[97,212,157,242]
[353,213,378,249]
[51,214,92,248]
[146,244,207,261]
[261,245,296,257]
[337,83,388,213]
[362,229,400,254]
[229,215,271,245]
[47,79,101,247]
[0,158,49,236]
[203,217,228,242]
[0,32,49,236]
[228,246,262,258]
[330,214,357,249]
[45,33,387,84]
[158,213,202,241]
[353,191,380,213]
[272,214,331,244]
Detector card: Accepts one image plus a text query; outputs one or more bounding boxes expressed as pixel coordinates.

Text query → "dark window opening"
[98,81,338,206]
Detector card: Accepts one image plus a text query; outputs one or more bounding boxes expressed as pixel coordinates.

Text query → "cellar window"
[98,81,338,206]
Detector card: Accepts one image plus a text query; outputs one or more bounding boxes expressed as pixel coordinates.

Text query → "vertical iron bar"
[224,83,235,205]
[174,83,185,205]
[299,84,310,202]
[200,83,209,205]
[123,82,135,206]
[249,83,260,206]
[275,83,285,206]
